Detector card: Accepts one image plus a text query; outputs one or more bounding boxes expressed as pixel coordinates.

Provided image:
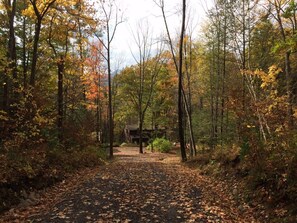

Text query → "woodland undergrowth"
[189,141,297,223]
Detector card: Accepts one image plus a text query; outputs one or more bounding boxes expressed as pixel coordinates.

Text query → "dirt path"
[1,147,261,223]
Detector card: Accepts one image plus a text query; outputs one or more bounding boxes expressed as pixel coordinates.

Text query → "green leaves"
[148,137,172,153]
[282,0,297,19]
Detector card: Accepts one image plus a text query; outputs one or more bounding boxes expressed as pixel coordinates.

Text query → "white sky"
[111,0,214,70]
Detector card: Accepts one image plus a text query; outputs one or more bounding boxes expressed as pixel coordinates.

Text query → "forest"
[0,0,297,221]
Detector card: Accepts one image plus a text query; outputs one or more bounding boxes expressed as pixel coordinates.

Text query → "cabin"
[124,124,166,144]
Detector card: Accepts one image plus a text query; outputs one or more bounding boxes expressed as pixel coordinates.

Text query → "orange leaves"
[293,108,297,120]
[83,41,107,109]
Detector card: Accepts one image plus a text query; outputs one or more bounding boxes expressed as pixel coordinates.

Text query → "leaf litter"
[0,147,265,222]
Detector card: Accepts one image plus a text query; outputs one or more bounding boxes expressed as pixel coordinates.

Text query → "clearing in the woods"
[1,147,264,223]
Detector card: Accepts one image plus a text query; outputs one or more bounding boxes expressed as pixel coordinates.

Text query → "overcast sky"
[110,0,214,70]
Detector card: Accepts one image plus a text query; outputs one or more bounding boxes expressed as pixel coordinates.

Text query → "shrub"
[149,138,172,153]
[212,145,240,165]
[47,146,106,172]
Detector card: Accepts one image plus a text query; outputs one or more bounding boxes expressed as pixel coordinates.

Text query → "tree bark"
[96,96,100,142]
[210,44,215,148]
[96,72,102,143]
[30,19,41,86]
[273,0,294,127]
[184,36,196,156]
[22,12,28,89]
[285,51,294,127]
[139,115,143,153]
[98,0,123,158]
[178,0,187,162]
[220,9,227,144]
[8,0,17,81]
[29,0,57,86]
[3,0,17,112]
[3,72,8,112]
[242,0,247,112]
[107,40,114,158]
[57,57,64,144]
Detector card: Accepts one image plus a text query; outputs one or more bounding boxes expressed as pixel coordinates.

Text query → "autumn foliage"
[0,0,108,212]
[1,0,297,220]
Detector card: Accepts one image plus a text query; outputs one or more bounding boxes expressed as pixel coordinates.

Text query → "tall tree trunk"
[8,0,17,80]
[220,11,227,144]
[210,44,215,148]
[139,114,143,153]
[184,37,196,157]
[155,0,187,160]
[138,56,144,154]
[178,0,187,162]
[98,0,123,157]
[285,51,294,127]
[107,42,114,158]
[3,0,17,112]
[78,20,86,102]
[57,57,64,144]
[185,101,195,156]
[30,19,41,86]
[22,14,28,89]
[96,72,101,143]
[151,111,155,152]
[96,96,100,143]
[274,0,294,127]
[242,0,247,112]
[215,23,220,145]
[29,0,57,86]
[3,72,8,112]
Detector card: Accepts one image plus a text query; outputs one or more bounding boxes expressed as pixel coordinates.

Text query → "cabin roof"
[125,124,166,131]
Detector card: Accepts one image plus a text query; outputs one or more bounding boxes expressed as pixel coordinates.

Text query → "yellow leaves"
[33,110,49,126]
[246,125,255,128]
[22,6,36,18]
[56,0,77,5]
[22,0,72,23]
[0,110,8,121]
[275,125,285,134]
[253,65,282,89]
[23,162,36,178]
[0,2,6,11]
[22,0,56,18]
